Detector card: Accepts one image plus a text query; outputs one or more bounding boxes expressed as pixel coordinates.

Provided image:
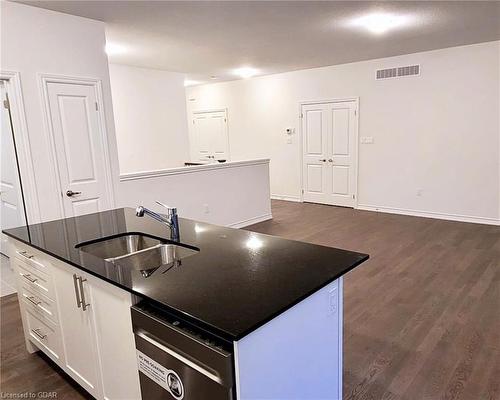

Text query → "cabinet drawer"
[13,245,52,276]
[16,261,56,301]
[20,283,58,323]
[25,308,63,361]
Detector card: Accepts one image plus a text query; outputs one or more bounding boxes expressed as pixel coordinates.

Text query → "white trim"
[227,213,272,229]
[270,194,302,202]
[357,204,500,226]
[38,73,116,217]
[119,158,270,182]
[0,71,41,224]
[298,97,360,208]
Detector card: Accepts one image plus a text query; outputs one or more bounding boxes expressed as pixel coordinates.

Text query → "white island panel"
[234,278,343,400]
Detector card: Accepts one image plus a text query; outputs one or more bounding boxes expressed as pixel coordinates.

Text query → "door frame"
[191,107,230,160]
[39,74,115,218]
[0,71,41,224]
[298,97,360,208]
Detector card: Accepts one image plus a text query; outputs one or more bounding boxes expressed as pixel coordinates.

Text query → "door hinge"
[352,194,355,199]
[95,102,99,111]
[299,113,303,119]
[3,99,10,110]
[354,109,357,116]
[302,189,304,194]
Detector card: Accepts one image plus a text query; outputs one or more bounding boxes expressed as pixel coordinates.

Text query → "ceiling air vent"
[376,64,420,80]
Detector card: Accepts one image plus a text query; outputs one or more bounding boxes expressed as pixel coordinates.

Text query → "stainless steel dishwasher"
[131,302,235,400]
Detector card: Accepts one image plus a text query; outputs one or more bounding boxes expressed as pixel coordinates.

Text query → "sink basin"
[77,234,163,260]
[77,233,199,278]
[113,244,198,275]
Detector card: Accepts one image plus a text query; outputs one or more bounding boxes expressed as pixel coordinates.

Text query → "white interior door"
[302,100,357,207]
[192,110,229,162]
[46,81,112,218]
[0,80,27,254]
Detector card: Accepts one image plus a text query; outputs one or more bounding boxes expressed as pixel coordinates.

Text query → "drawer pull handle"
[31,328,47,340]
[27,296,42,306]
[22,274,38,283]
[17,251,34,260]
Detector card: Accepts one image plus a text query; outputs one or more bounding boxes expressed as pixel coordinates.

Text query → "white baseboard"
[228,213,273,228]
[270,194,302,202]
[356,204,500,226]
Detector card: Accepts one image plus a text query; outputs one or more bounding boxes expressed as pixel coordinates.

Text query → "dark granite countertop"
[3,208,368,341]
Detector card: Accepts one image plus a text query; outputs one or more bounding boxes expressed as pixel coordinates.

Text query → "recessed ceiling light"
[184,79,201,87]
[348,12,413,35]
[233,67,259,79]
[210,76,218,80]
[105,42,127,55]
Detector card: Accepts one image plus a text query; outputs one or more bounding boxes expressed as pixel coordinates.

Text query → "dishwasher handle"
[136,329,224,385]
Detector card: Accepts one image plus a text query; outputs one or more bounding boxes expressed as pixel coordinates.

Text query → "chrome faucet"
[136,201,180,242]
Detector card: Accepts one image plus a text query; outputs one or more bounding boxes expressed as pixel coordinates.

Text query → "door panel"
[306,164,323,192]
[46,82,111,218]
[331,108,350,156]
[302,105,329,204]
[1,81,27,254]
[58,96,97,183]
[302,101,357,207]
[305,110,323,154]
[54,266,100,398]
[192,110,229,161]
[332,166,349,195]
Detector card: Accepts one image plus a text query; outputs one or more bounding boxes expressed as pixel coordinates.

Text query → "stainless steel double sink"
[76,234,198,276]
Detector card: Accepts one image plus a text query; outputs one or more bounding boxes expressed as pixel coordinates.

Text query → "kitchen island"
[3,207,368,400]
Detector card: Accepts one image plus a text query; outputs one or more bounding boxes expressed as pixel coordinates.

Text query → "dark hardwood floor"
[1,200,498,399]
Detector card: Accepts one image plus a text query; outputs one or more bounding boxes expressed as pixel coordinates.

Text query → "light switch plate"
[360,136,374,144]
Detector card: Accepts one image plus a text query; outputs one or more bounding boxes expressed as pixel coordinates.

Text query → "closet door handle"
[66,190,82,197]
[78,277,90,311]
[319,159,326,162]
[73,273,82,308]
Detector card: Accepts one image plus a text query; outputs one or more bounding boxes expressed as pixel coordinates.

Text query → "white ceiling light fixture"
[233,67,259,79]
[348,12,414,35]
[184,79,201,87]
[105,42,128,55]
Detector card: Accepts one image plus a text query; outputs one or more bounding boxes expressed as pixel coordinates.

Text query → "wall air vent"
[376,64,420,80]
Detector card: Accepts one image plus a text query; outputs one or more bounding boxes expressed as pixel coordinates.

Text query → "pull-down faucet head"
[135,201,180,242]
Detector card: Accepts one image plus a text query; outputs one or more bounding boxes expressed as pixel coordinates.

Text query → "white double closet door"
[302,100,358,207]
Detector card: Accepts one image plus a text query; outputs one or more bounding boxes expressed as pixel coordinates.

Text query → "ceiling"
[15,1,500,84]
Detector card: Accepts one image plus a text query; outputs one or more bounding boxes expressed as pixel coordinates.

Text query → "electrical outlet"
[360,136,374,144]
[416,189,423,197]
[203,204,210,214]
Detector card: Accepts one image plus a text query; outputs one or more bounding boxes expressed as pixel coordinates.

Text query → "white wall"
[109,64,190,173]
[187,41,500,223]
[116,160,272,227]
[1,1,120,223]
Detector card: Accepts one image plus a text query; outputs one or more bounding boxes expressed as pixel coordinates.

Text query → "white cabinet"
[9,238,141,400]
[52,263,101,398]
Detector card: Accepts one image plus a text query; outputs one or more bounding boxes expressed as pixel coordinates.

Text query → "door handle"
[66,190,82,197]
[319,159,326,162]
